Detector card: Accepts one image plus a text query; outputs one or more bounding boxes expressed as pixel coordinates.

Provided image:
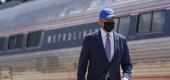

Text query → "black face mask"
[103,22,115,32]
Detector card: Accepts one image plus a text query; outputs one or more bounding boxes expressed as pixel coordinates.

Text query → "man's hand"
[121,78,128,80]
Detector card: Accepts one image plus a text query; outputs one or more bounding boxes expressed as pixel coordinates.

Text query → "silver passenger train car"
[0,0,170,80]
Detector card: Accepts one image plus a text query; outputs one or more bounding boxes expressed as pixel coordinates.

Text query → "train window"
[58,34,61,42]
[73,32,76,40]
[118,16,130,36]
[47,35,52,44]
[0,37,5,51]
[151,11,165,32]
[78,31,82,39]
[113,18,119,32]
[89,29,93,33]
[95,28,99,32]
[83,30,87,38]
[53,35,56,43]
[26,31,42,48]
[8,34,23,50]
[62,33,66,41]
[137,13,152,34]
[68,32,72,41]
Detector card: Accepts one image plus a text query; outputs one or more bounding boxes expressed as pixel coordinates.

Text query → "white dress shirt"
[101,28,114,60]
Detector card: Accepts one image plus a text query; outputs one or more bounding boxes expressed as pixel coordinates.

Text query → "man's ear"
[99,18,102,23]
[99,18,104,27]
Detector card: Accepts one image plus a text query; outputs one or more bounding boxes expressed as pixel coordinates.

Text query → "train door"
[0,66,12,80]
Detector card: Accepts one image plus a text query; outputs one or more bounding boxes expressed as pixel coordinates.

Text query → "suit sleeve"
[121,38,133,80]
[77,36,90,80]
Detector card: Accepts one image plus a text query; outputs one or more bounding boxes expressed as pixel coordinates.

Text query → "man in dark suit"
[77,8,132,80]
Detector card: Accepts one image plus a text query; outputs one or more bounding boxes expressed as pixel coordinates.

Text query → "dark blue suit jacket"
[77,30,132,80]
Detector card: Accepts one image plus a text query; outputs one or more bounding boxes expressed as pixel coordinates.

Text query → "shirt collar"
[100,28,113,38]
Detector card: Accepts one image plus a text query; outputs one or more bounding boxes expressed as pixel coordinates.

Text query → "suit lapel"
[111,32,119,63]
[95,31,109,62]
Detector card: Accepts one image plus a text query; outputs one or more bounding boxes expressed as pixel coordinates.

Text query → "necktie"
[105,34,111,62]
